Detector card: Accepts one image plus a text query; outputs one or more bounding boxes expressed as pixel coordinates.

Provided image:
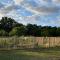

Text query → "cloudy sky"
[0,0,60,26]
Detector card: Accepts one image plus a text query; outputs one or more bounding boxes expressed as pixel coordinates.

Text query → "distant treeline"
[0,17,60,37]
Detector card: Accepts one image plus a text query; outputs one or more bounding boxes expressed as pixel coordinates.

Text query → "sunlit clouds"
[0,0,60,26]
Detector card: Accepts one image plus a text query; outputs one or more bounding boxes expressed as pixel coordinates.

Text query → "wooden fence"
[36,37,60,48]
[0,37,60,48]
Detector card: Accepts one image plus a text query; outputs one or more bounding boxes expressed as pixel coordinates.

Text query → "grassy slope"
[0,49,60,60]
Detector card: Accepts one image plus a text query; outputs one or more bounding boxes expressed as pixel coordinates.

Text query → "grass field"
[0,49,60,60]
[0,37,60,60]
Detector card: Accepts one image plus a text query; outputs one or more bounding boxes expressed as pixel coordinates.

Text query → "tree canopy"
[0,17,60,37]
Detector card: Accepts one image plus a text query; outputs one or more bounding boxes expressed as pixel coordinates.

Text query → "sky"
[0,0,60,26]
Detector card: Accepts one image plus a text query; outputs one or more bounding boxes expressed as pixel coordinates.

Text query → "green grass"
[0,49,60,60]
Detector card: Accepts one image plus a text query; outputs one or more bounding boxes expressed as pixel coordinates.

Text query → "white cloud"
[53,0,60,3]
[13,0,23,5]
[0,0,58,17]
[0,4,16,14]
[52,0,60,5]
[0,0,60,26]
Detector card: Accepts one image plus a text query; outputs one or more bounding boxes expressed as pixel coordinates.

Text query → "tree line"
[0,17,60,37]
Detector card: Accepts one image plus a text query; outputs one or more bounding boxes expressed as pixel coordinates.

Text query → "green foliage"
[0,30,8,36]
[0,17,60,37]
[9,26,25,36]
[56,27,60,36]
[25,24,39,36]
[9,27,18,36]
[0,17,22,32]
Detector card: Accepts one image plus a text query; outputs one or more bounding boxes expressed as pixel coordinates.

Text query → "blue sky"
[0,0,60,26]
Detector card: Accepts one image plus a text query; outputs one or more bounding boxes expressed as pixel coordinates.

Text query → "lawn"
[0,49,60,60]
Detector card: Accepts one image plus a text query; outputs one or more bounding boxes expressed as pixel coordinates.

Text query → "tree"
[41,26,49,37]
[9,26,25,36]
[0,29,8,36]
[0,16,60,37]
[0,17,21,32]
[56,27,60,36]
[48,27,57,37]
[25,24,38,36]
[36,26,41,36]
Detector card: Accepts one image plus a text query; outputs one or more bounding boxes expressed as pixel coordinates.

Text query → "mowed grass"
[0,49,60,60]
